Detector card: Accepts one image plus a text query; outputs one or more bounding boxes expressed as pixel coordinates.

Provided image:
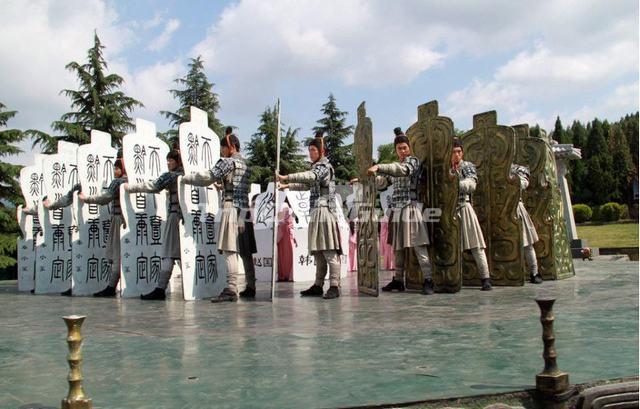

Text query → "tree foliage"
[0,102,25,269]
[160,56,224,143]
[246,104,306,189]
[28,32,142,152]
[311,94,355,182]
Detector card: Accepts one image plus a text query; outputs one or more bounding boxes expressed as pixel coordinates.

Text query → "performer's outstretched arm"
[376,156,419,177]
[127,171,181,193]
[182,158,234,186]
[83,178,126,205]
[44,183,81,209]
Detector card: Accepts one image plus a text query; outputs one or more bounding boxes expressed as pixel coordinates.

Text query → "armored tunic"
[511,164,539,247]
[183,153,257,254]
[454,161,486,250]
[375,155,430,250]
[287,157,342,254]
[127,168,184,259]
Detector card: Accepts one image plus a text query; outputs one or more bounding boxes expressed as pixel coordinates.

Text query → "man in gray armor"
[451,138,492,291]
[182,132,257,303]
[511,164,543,284]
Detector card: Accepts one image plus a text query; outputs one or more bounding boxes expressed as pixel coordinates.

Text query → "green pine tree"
[553,116,571,144]
[246,104,306,189]
[609,125,634,204]
[0,102,25,269]
[28,32,143,152]
[311,94,355,182]
[584,119,615,205]
[376,143,396,164]
[160,56,224,144]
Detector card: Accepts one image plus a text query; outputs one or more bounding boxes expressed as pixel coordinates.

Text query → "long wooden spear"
[270,99,282,300]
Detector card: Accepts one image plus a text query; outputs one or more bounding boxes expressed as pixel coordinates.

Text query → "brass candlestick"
[535,298,569,408]
[61,315,92,409]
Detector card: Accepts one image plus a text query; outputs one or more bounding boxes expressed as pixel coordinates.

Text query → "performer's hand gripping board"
[17,156,45,291]
[72,130,118,295]
[35,142,79,294]
[178,107,224,300]
[120,119,169,297]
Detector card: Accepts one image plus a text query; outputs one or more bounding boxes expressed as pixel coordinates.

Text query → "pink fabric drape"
[277,206,296,281]
[348,219,358,272]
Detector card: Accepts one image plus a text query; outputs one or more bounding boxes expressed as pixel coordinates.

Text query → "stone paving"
[0,258,637,409]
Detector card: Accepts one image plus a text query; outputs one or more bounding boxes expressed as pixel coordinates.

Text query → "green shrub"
[620,204,629,220]
[599,202,624,222]
[573,204,593,223]
[591,205,602,222]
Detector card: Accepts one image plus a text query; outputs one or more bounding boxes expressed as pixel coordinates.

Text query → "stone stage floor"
[1,259,638,409]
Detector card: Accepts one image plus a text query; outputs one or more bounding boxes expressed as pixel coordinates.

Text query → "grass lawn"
[577,222,639,248]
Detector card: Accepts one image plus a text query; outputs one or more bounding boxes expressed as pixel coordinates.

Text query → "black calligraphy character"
[29,173,40,197]
[207,253,217,283]
[195,252,205,284]
[135,213,149,246]
[86,154,97,183]
[52,224,66,251]
[136,255,148,284]
[256,193,274,227]
[88,203,99,216]
[201,136,212,169]
[66,258,73,281]
[255,257,262,267]
[101,258,111,282]
[68,164,78,188]
[133,144,145,175]
[205,213,215,244]
[52,162,63,189]
[102,219,111,248]
[103,156,114,185]
[264,257,273,267]
[86,256,98,283]
[150,253,161,283]
[87,219,100,248]
[150,215,162,245]
[148,146,160,177]
[51,257,64,282]
[187,133,198,166]
[191,209,203,244]
[190,186,200,205]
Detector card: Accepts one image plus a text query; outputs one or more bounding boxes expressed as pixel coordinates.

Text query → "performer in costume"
[451,138,492,291]
[124,150,185,300]
[366,130,435,295]
[278,133,343,300]
[277,198,296,282]
[182,131,257,303]
[78,159,128,297]
[511,164,543,284]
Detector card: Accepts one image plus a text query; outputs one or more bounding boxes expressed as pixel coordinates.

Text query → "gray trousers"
[394,245,432,281]
[108,269,120,287]
[223,251,243,294]
[157,258,181,290]
[471,247,490,279]
[314,250,341,287]
[524,245,539,276]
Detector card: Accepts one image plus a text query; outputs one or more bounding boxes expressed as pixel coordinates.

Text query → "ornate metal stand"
[61,315,92,409]
[535,298,570,409]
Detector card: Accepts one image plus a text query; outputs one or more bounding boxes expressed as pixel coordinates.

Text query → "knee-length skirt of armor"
[517,202,539,247]
[161,212,182,259]
[217,200,257,255]
[458,202,486,250]
[106,215,124,270]
[308,206,342,255]
[387,204,430,251]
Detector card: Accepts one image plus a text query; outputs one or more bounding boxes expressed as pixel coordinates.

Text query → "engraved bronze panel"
[461,112,524,286]
[354,102,379,296]
[405,101,461,293]
[516,125,574,280]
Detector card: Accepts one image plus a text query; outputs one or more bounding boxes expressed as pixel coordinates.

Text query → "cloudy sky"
[2,0,638,166]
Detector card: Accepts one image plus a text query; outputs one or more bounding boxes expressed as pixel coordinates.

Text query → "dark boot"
[323,286,340,299]
[481,278,492,291]
[381,279,405,292]
[93,285,116,297]
[60,288,72,297]
[140,287,166,300]
[239,287,256,299]
[530,274,543,284]
[421,278,434,295]
[300,284,323,297]
[211,288,238,303]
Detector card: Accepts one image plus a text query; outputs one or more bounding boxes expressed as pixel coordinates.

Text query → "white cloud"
[148,18,181,52]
